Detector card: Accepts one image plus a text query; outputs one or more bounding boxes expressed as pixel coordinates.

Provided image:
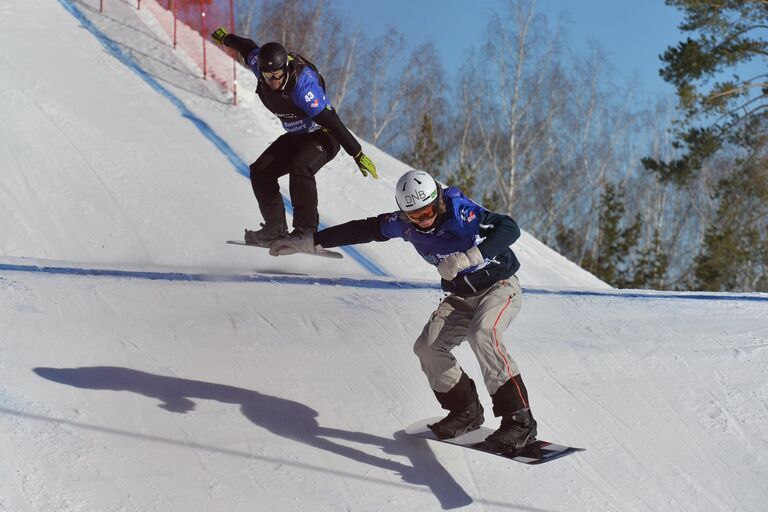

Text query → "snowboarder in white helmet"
[211,27,377,244]
[270,170,537,451]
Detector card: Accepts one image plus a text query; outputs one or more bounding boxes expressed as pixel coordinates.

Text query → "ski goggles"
[405,202,439,223]
[262,68,286,81]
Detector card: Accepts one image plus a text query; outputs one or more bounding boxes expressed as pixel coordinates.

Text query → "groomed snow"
[1,1,766,511]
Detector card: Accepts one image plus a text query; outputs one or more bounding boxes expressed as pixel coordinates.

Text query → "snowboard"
[406,417,584,465]
[226,240,343,259]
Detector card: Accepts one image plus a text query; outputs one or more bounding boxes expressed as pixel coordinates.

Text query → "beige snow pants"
[413,276,523,395]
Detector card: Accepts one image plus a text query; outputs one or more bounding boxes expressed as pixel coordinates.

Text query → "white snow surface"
[1,1,767,511]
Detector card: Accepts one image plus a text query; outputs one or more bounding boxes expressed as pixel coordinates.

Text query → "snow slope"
[1,1,767,511]
[0,0,606,288]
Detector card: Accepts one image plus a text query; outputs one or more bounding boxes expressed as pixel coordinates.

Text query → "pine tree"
[642,1,767,184]
[641,1,767,292]
[582,183,643,287]
[402,113,445,174]
[627,230,670,290]
[691,153,768,291]
[554,224,581,265]
[480,188,503,213]
[445,162,476,193]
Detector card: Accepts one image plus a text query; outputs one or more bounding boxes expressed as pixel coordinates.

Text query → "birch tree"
[482,0,564,212]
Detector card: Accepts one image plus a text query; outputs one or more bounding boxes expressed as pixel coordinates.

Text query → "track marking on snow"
[2,261,768,302]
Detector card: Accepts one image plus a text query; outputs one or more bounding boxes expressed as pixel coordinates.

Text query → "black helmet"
[257,42,288,72]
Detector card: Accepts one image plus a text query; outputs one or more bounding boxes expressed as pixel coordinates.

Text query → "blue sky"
[334,0,686,99]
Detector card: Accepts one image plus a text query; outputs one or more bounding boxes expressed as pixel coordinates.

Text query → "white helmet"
[395,170,439,211]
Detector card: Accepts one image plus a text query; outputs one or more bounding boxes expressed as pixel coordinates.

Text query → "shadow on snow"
[34,366,475,510]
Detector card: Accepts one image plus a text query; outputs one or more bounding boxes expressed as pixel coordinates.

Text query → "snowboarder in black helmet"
[211,28,377,243]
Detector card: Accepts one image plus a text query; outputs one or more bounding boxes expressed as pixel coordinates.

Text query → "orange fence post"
[230,0,237,105]
[200,0,207,80]
[173,1,178,48]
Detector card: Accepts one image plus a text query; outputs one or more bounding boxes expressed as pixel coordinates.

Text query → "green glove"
[211,27,229,46]
[354,151,378,179]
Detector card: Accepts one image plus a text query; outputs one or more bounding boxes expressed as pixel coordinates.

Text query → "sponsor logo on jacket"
[459,207,476,223]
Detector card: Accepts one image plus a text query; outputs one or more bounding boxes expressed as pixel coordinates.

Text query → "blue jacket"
[246,49,329,134]
[222,34,362,156]
[316,187,521,294]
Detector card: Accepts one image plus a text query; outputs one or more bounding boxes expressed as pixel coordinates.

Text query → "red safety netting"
[145,0,238,102]
[94,0,238,103]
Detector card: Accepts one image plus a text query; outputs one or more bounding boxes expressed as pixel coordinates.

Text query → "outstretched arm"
[269,215,391,256]
[315,216,389,248]
[211,27,258,61]
[223,34,258,61]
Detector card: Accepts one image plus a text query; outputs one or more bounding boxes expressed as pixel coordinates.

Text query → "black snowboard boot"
[485,374,536,450]
[244,223,287,245]
[428,372,485,439]
[484,408,537,451]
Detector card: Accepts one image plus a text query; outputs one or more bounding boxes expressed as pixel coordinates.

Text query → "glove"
[437,246,484,280]
[437,253,469,281]
[354,151,378,179]
[269,231,317,256]
[211,27,229,46]
[465,246,484,266]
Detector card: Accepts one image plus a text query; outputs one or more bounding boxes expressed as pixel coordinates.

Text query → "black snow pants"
[249,129,341,232]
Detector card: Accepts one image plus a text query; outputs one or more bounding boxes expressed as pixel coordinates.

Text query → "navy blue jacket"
[316,187,521,294]
[245,49,329,134]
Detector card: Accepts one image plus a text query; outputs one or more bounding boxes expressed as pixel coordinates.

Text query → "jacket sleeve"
[311,106,362,157]
[314,215,391,248]
[477,210,521,259]
[222,34,258,62]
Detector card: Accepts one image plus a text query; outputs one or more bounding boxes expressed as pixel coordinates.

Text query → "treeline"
[233,0,767,292]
